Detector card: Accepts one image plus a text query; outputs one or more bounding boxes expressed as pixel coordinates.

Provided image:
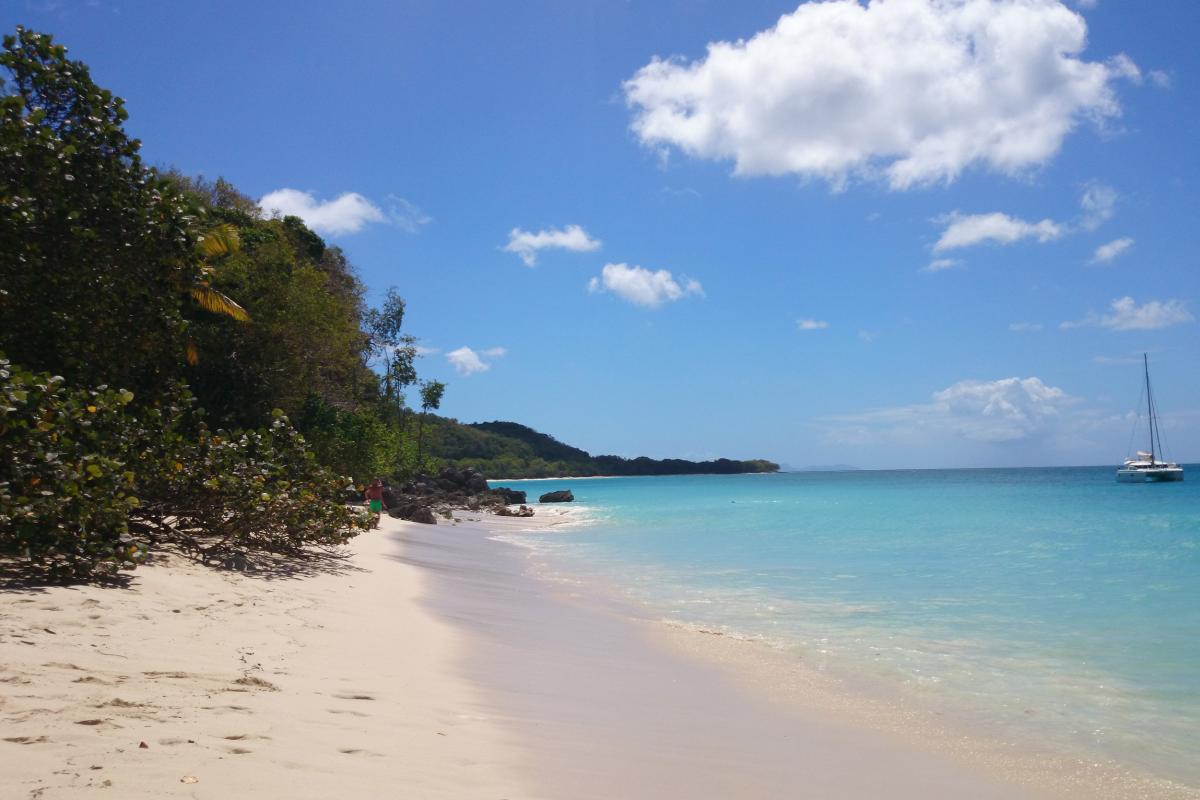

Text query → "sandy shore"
[4,510,1196,799]
[0,518,529,799]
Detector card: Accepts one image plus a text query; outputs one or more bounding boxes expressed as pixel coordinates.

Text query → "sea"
[499,468,1200,788]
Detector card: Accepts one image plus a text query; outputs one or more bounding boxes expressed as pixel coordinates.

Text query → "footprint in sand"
[223,734,271,741]
[338,748,384,756]
[4,735,50,745]
[327,709,369,717]
[332,693,375,701]
[232,676,278,691]
[227,747,253,755]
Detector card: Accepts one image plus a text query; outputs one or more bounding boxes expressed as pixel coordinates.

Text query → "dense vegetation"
[0,27,774,578]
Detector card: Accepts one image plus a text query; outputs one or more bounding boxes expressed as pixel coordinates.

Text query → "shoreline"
[424,510,1199,800]
[4,510,1195,798]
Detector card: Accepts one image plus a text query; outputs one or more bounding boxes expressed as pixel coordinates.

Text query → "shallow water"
[500,468,1200,787]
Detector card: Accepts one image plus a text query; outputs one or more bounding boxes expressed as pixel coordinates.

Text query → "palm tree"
[183,223,250,365]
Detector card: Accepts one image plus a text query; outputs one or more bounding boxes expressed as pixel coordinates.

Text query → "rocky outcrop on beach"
[383,466,531,524]
[538,489,574,503]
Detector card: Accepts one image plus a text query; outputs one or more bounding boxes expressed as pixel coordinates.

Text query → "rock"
[411,507,436,525]
[538,490,574,503]
[495,504,534,518]
[466,474,488,493]
[388,502,437,525]
[381,489,399,508]
[436,478,458,492]
[342,488,363,504]
[493,487,526,504]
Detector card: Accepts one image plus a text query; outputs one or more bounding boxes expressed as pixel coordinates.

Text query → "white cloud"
[1008,322,1043,333]
[1091,237,1134,263]
[587,263,703,308]
[934,212,1064,252]
[1079,182,1118,230]
[623,0,1133,190]
[923,257,962,273]
[1062,297,1193,331]
[446,345,505,376]
[1149,70,1171,89]
[858,329,876,343]
[259,189,386,235]
[828,377,1075,444]
[797,318,829,331]
[503,224,601,266]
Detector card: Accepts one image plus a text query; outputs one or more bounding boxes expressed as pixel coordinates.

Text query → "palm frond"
[185,339,200,366]
[197,223,241,258]
[189,285,251,322]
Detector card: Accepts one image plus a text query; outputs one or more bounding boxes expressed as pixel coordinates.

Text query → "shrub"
[138,412,367,564]
[0,357,145,578]
[0,356,365,579]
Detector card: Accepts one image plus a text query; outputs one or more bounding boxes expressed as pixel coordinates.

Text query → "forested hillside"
[426,420,779,478]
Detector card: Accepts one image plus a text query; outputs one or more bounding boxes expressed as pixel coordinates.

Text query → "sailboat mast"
[1144,352,1156,464]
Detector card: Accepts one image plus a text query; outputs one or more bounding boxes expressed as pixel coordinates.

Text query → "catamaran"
[1116,354,1184,483]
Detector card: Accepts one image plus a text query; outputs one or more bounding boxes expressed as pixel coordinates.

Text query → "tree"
[363,288,417,417]
[416,379,445,470]
[0,28,201,394]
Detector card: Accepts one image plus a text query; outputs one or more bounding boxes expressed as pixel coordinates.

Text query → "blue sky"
[8,0,1199,468]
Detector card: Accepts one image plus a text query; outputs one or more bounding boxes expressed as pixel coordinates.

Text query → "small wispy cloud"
[1009,322,1043,333]
[258,189,429,236]
[587,263,703,308]
[1079,183,1118,231]
[797,319,829,331]
[858,329,876,343]
[923,258,962,273]
[934,212,1064,253]
[446,345,506,376]
[1149,70,1172,89]
[385,195,432,233]
[503,224,600,266]
[1062,297,1193,331]
[1091,237,1134,264]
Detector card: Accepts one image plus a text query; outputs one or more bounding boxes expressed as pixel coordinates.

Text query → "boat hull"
[1116,468,1184,483]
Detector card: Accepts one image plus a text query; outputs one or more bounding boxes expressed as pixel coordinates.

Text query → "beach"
[3,508,1196,799]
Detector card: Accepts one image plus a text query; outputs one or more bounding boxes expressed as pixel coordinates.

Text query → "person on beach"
[364,479,387,528]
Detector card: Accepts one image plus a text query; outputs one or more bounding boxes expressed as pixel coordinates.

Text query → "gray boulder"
[538,489,574,503]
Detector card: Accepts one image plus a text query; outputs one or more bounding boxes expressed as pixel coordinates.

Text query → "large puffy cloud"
[828,377,1074,444]
[503,225,601,266]
[446,346,506,376]
[587,263,704,308]
[624,0,1132,189]
[934,212,1064,252]
[1061,297,1193,331]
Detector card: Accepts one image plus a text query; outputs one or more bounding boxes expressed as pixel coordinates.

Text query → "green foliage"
[0,356,146,578]
[0,356,365,579]
[136,413,367,563]
[0,28,201,395]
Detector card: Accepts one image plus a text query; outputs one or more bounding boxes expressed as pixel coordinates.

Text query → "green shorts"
[368,499,382,513]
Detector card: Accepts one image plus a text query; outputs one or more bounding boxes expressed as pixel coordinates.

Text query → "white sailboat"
[1116,354,1184,483]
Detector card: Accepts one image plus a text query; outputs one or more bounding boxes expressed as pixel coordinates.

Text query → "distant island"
[426,419,779,479]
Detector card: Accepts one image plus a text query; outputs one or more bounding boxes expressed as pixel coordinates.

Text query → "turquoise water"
[501,469,1200,786]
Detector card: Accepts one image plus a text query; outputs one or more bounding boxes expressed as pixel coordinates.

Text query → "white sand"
[0,516,528,799]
